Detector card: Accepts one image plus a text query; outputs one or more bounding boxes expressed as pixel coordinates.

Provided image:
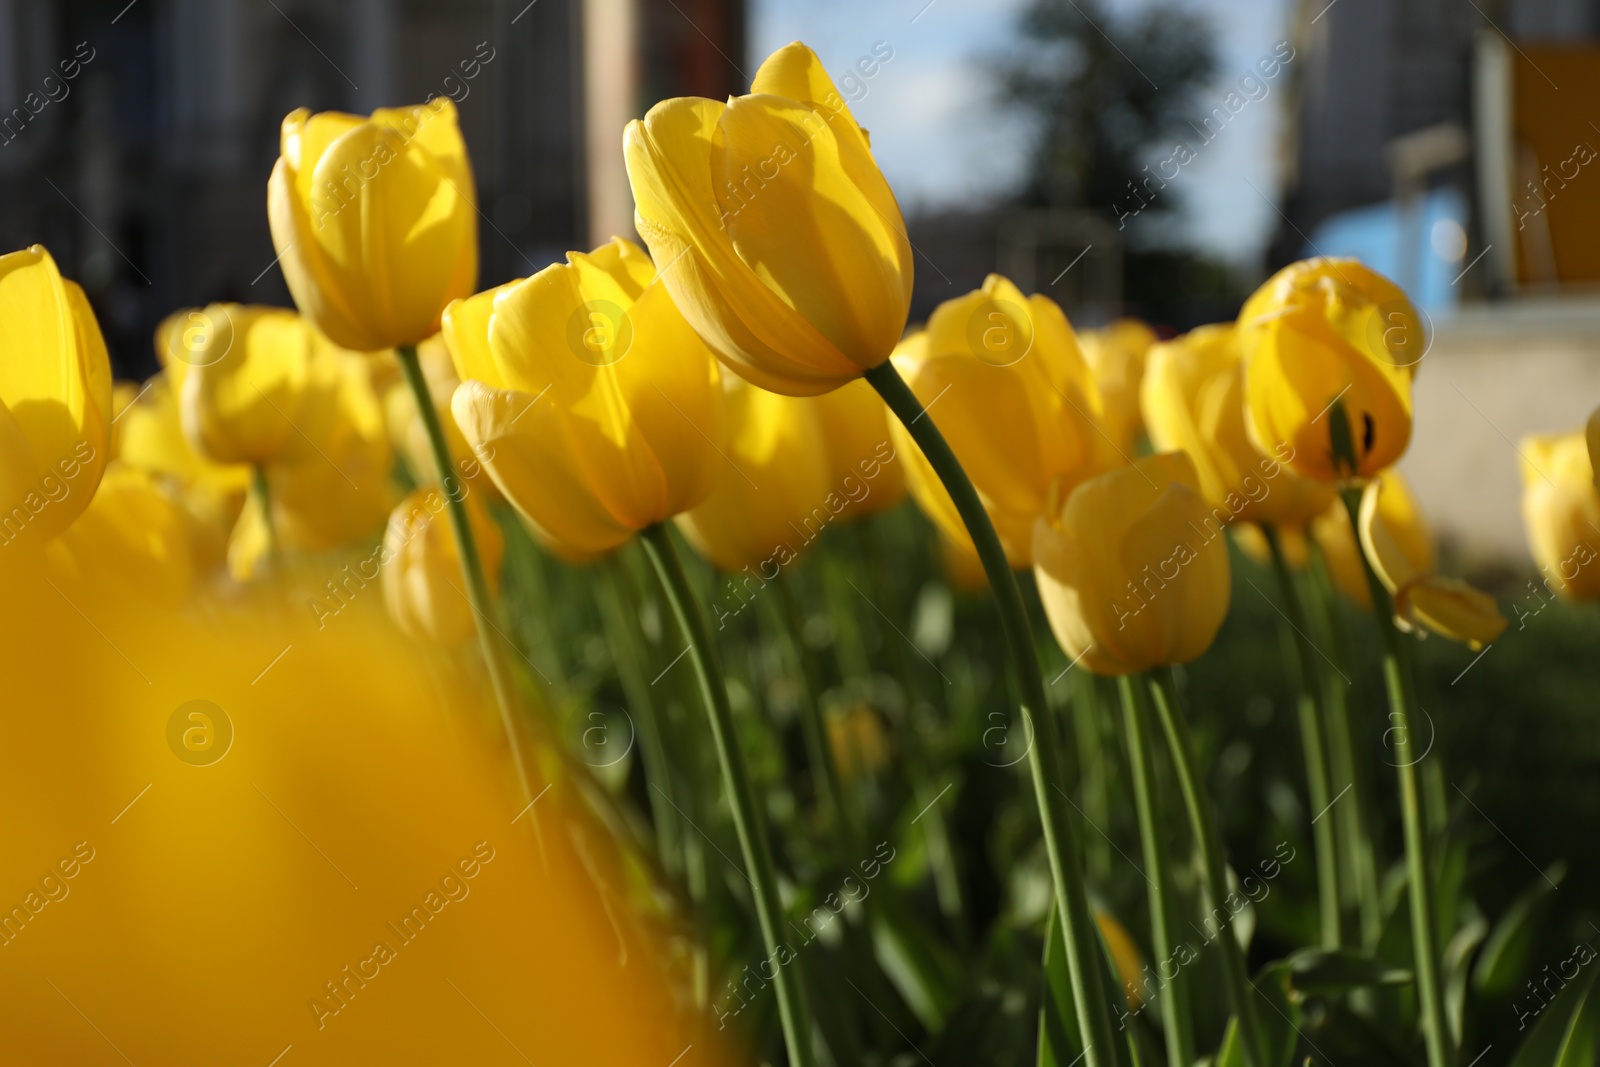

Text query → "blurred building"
[1273,0,1600,562]
[0,0,744,379]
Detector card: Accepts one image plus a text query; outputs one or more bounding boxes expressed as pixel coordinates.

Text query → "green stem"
[1303,543,1384,949]
[1262,526,1342,949]
[864,360,1117,1065]
[395,344,536,808]
[639,523,814,1067]
[1147,668,1268,1067]
[1338,487,1452,1067]
[251,463,279,562]
[1118,674,1194,1067]
[597,555,682,879]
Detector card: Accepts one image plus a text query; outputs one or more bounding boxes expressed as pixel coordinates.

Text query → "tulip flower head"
[382,488,504,645]
[624,42,913,396]
[268,99,478,352]
[1358,473,1505,648]
[1079,317,1158,455]
[444,238,725,561]
[892,274,1110,567]
[169,304,315,467]
[676,376,833,573]
[1519,430,1600,601]
[0,245,112,547]
[1142,323,1334,529]
[1238,258,1422,482]
[1033,452,1232,676]
[809,378,906,519]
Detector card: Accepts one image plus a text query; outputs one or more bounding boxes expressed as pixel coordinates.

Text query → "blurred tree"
[1001,0,1218,216]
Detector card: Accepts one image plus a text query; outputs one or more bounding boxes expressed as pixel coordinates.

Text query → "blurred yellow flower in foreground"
[677,375,832,573]
[444,238,723,561]
[1030,454,1228,675]
[166,304,314,466]
[0,245,112,546]
[1080,317,1157,456]
[0,555,722,1065]
[893,274,1109,567]
[382,488,505,644]
[1034,452,1231,677]
[1587,404,1600,493]
[1520,430,1600,601]
[268,99,478,351]
[1142,323,1334,529]
[1238,258,1420,481]
[625,42,912,396]
[44,464,200,606]
[1358,474,1505,648]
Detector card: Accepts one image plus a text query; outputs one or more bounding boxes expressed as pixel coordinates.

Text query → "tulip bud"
[1033,452,1231,676]
[171,304,314,467]
[443,238,724,561]
[624,42,912,396]
[1358,474,1505,648]
[1238,258,1420,481]
[1519,431,1600,601]
[892,274,1109,567]
[1142,323,1334,529]
[676,376,833,573]
[0,245,112,545]
[382,489,504,645]
[1079,318,1157,456]
[267,100,478,351]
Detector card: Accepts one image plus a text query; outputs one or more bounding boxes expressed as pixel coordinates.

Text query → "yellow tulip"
[1033,452,1232,677]
[382,488,504,644]
[825,702,891,784]
[382,335,494,497]
[892,274,1108,567]
[267,99,478,351]
[677,376,833,573]
[1238,258,1420,481]
[0,245,112,546]
[227,347,397,579]
[444,238,724,561]
[624,42,913,396]
[1308,470,1427,608]
[809,378,905,518]
[44,463,197,606]
[1143,323,1335,530]
[1359,474,1505,648]
[168,304,315,466]
[1519,430,1600,600]
[1080,317,1157,455]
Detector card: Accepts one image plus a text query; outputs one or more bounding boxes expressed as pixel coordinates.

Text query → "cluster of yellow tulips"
[5,37,1567,1067]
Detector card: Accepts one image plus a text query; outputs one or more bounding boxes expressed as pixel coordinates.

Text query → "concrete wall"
[1400,296,1600,565]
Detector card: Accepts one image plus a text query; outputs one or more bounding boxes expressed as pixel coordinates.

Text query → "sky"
[750,0,1294,266]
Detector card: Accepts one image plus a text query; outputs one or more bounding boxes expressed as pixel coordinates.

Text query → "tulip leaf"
[1037,904,1131,1067]
[1284,947,1413,995]
[1474,862,1567,1000]
[1509,965,1599,1067]
[1213,963,1298,1067]
[1445,914,1490,1046]
[872,889,961,1031]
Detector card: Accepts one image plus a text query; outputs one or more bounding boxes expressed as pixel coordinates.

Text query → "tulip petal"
[1397,576,1507,650]
[451,379,636,559]
[442,284,514,390]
